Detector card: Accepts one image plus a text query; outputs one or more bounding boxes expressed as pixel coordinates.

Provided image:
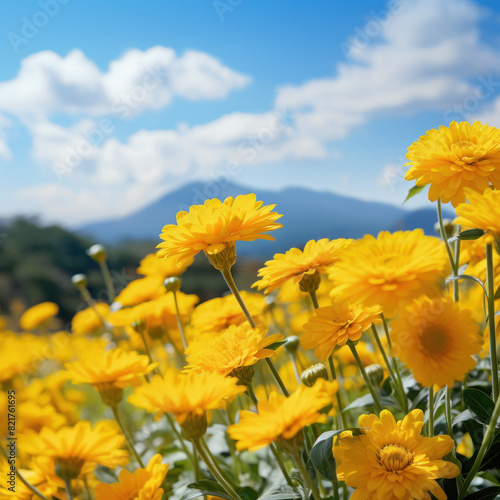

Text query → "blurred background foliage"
[0,217,261,325]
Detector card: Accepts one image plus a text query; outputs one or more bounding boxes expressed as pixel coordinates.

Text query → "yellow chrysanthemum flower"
[333,409,460,500]
[0,456,61,500]
[252,238,352,294]
[17,400,67,433]
[405,121,500,207]
[184,324,283,384]
[19,301,59,330]
[95,454,168,500]
[137,252,193,278]
[65,347,157,406]
[227,380,336,451]
[455,187,500,238]
[128,370,245,438]
[22,421,129,479]
[301,299,382,361]
[157,194,283,269]
[71,302,109,335]
[0,333,44,382]
[188,291,267,337]
[329,230,448,318]
[114,276,165,307]
[391,296,482,388]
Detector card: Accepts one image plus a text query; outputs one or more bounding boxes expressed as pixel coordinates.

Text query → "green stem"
[221,267,289,396]
[246,384,259,406]
[458,393,500,499]
[163,327,186,366]
[193,444,201,481]
[64,477,75,500]
[111,405,145,468]
[0,445,52,500]
[270,443,294,487]
[453,226,461,302]
[98,259,116,302]
[486,242,499,401]
[437,199,459,299]
[137,327,160,376]
[165,413,195,463]
[444,387,453,438]
[195,437,242,500]
[79,287,107,326]
[309,290,319,309]
[173,290,188,350]
[328,356,347,428]
[445,387,464,491]
[348,343,382,413]
[292,450,322,500]
[381,314,407,412]
[289,353,301,384]
[428,386,434,437]
[245,385,294,486]
[371,324,406,411]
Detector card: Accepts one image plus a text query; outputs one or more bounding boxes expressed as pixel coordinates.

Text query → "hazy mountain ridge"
[78,182,451,256]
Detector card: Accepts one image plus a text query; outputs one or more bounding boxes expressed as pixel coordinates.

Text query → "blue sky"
[1,0,500,227]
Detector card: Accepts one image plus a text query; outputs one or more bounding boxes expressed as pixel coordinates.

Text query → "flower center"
[378,444,413,472]
[420,327,449,355]
[451,140,478,164]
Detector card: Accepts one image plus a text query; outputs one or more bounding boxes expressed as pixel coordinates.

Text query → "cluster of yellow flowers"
[1,121,499,500]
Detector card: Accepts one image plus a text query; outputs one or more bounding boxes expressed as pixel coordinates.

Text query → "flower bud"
[365,364,384,386]
[86,244,107,262]
[298,269,321,293]
[71,273,88,289]
[164,276,182,292]
[131,319,146,334]
[434,219,455,239]
[284,336,300,354]
[301,363,328,387]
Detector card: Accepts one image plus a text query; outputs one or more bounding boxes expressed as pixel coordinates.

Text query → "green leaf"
[452,409,476,427]
[463,388,496,426]
[237,486,259,500]
[494,284,500,301]
[258,484,304,500]
[463,486,500,500]
[448,228,485,242]
[404,184,425,203]
[309,428,362,480]
[180,480,233,500]
[344,393,399,411]
[446,274,487,295]
[266,340,287,351]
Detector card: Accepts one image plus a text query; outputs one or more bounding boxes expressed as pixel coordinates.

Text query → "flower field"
[1,120,500,500]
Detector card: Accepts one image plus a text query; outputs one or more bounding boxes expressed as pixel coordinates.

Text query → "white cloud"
[0,46,251,118]
[0,114,12,160]
[5,0,500,226]
[15,181,170,227]
[276,0,500,141]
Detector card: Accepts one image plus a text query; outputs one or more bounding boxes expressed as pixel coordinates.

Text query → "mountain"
[78,182,451,257]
